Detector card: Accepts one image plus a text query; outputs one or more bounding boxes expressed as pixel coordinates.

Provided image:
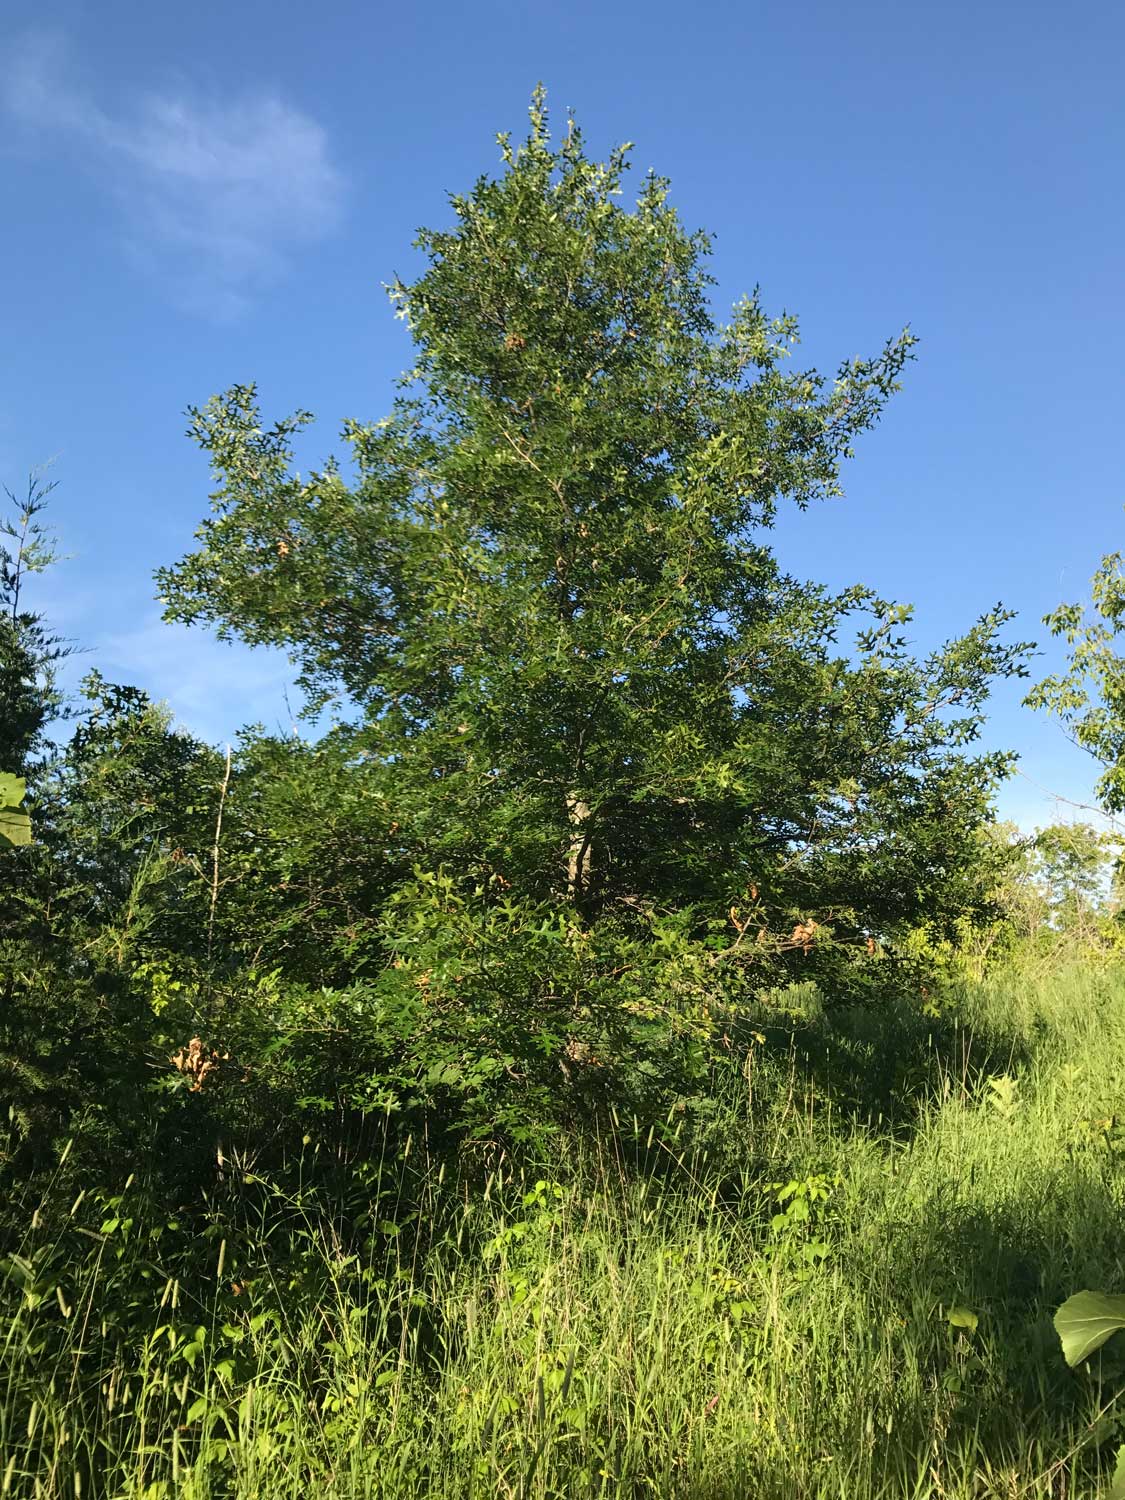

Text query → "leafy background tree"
[0,474,69,777]
[1028,538,1125,812]
[933,819,1121,978]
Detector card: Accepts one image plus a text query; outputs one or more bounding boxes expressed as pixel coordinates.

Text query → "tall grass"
[4,964,1125,1497]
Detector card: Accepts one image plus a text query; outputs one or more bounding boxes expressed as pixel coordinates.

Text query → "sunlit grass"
[3,963,1125,1497]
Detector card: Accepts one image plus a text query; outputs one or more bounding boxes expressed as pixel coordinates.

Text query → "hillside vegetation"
[4,964,1125,1497]
[5,94,1125,1498]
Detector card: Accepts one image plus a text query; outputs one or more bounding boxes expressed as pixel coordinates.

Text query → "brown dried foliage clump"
[789,920,819,953]
[170,1037,230,1093]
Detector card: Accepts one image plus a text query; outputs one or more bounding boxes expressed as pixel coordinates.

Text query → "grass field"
[5,962,1125,1498]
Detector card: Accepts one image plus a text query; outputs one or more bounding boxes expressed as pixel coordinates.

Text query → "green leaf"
[947,1305,978,1334]
[1054,1291,1125,1367]
[1111,1445,1125,1500]
[0,773,31,847]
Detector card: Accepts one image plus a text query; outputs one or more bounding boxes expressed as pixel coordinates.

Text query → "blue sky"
[2,0,1122,829]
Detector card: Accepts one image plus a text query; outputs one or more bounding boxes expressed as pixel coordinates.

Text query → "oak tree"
[158,94,1029,1133]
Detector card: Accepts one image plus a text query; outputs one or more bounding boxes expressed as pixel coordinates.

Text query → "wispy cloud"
[40,583,307,746]
[3,30,345,315]
[93,614,303,744]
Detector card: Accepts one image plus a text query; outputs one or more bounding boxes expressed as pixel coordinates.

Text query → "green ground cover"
[5,962,1125,1499]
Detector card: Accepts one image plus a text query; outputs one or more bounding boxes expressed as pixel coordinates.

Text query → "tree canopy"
[1,94,1033,1155]
[1029,540,1125,813]
[148,94,1032,1134]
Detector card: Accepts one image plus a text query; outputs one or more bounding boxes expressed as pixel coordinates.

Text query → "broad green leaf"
[1112,1445,1125,1500]
[0,773,31,848]
[1054,1291,1125,1367]
[0,773,25,806]
[947,1305,978,1334]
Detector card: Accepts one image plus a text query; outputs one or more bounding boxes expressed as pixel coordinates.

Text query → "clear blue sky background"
[2,0,1122,829]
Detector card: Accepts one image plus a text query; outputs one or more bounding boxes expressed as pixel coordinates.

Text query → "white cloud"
[100,615,304,742]
[48,605,306,746]
[3,30,345,315]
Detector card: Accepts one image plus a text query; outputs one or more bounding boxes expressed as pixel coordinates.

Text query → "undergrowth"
[4,963,1125,1498]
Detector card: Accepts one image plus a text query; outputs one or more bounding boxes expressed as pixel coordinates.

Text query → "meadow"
[5,958,1125,1499]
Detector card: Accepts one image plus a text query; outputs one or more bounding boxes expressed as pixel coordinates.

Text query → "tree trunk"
[566,792,593,900]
